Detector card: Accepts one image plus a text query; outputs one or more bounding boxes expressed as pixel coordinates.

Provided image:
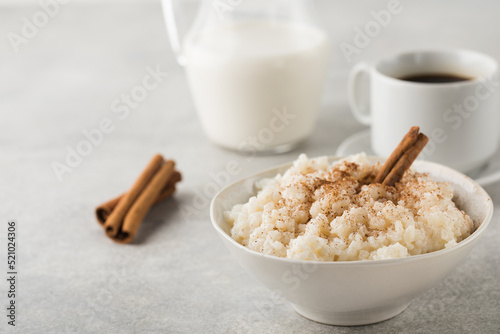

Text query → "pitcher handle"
[162,0,188,66]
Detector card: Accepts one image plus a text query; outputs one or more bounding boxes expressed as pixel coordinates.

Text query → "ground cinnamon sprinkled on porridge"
[224,154,474,261]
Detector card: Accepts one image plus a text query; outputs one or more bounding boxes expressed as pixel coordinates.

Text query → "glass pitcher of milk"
[162,0,331,153]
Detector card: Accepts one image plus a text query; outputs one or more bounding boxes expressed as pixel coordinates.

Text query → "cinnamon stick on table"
[95,170,181,225]
[118,160,176,243]
[375,127,429,187]
[97,154,181,244]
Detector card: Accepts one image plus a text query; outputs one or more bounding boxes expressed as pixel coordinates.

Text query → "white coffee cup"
[348,49,499,173]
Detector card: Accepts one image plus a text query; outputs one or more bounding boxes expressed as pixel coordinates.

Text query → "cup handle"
[348,63,372,125]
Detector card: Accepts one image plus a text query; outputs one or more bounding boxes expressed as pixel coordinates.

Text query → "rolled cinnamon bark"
[115,160,176,243]
[95,170,181,225]
[374,126,420,183]
[96,196,121,225]
[103,154,164,239]
[154,175,180,202]
[382,133,429,187]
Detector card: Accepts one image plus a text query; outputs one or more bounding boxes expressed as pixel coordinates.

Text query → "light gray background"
[1,0,499,333]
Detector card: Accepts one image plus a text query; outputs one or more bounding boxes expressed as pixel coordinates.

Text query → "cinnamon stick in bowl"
[96,154,181,244]
[374,126,419,183]
[382,133,429,187]
[375,127,429,186]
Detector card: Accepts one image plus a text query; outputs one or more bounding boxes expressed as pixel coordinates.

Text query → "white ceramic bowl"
[210,157,493,326]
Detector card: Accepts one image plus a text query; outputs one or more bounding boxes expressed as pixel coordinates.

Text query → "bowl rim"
[210,155,494,266]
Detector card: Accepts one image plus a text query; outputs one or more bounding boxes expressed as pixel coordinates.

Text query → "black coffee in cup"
[399,73,472,83]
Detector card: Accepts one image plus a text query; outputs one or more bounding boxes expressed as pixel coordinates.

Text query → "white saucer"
[336,130,500,187]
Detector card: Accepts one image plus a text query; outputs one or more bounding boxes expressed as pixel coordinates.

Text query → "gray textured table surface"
[1,1,499,333]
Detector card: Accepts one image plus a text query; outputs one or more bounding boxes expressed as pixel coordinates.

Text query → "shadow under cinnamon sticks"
[130,195,181,244]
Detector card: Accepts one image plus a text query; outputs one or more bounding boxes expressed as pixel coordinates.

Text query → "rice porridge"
[225,154,474,261]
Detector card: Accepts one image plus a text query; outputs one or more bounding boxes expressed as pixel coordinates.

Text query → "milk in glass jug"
[162,0,331,153]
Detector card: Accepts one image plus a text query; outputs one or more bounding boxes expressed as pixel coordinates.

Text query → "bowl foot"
[292,302,410,326]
